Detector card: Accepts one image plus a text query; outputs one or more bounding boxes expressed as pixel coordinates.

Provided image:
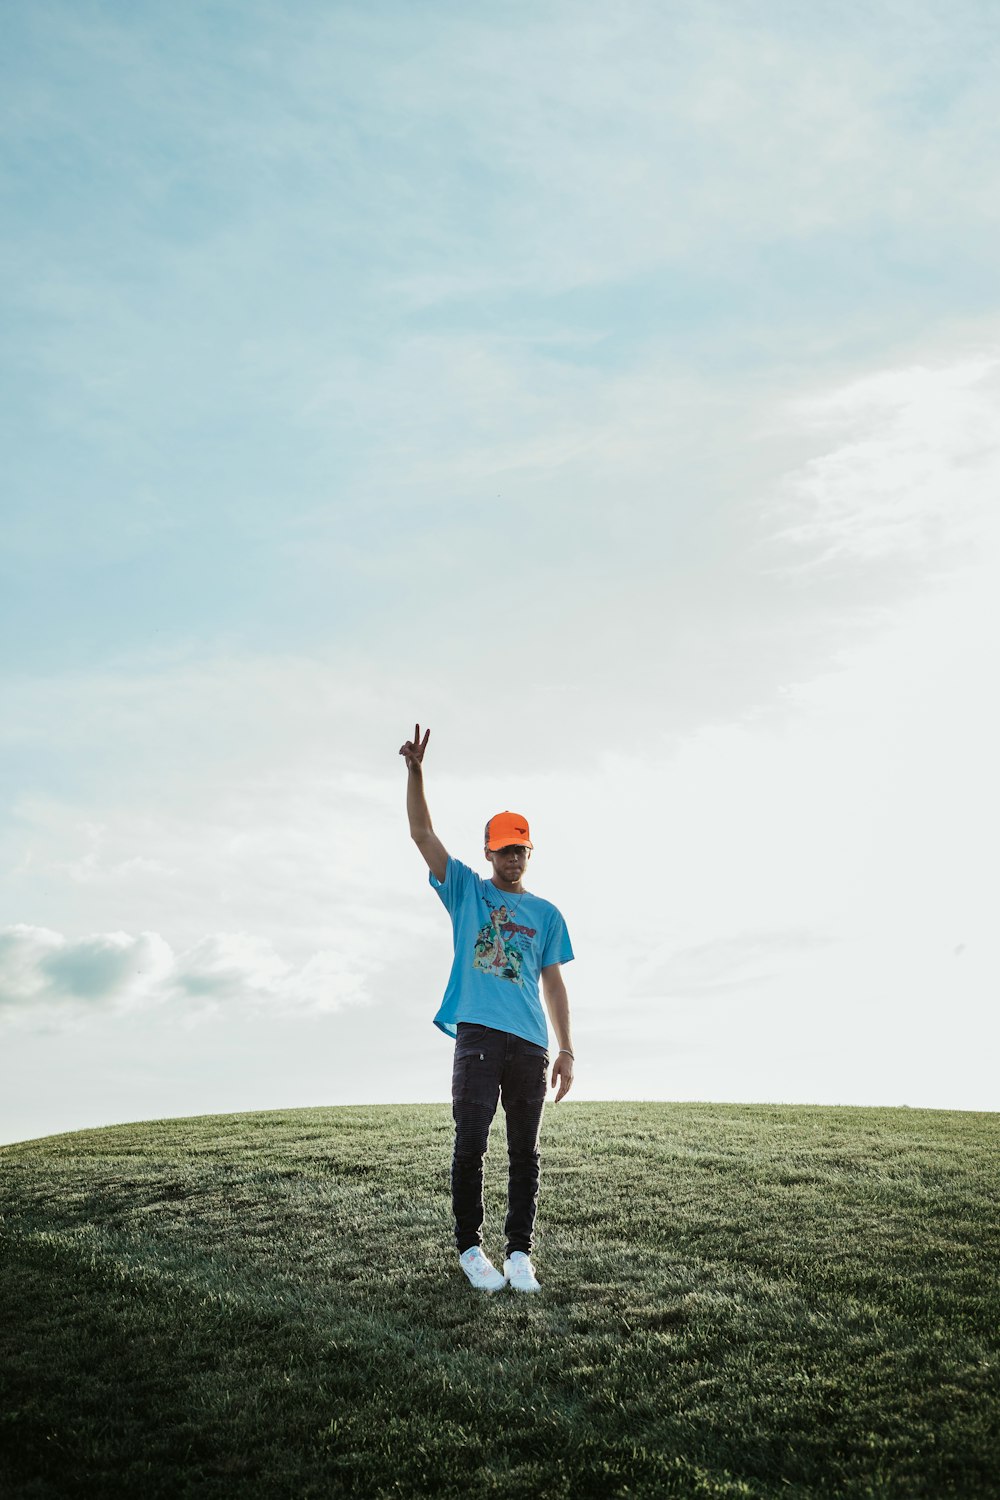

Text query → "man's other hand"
[551,1053,574,1102]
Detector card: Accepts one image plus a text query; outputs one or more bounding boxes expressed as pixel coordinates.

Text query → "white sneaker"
[503,1251,541,1293]
[458,1246,506,1292]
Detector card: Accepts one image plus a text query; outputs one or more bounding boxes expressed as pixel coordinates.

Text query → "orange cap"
[484,811,533,850]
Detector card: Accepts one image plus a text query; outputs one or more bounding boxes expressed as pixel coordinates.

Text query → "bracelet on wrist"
[559,1048,575,1059]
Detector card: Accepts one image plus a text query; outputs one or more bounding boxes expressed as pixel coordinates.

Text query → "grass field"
[1,1101,998,1499]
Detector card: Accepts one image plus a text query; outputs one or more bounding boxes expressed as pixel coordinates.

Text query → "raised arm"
[399,723,449,883]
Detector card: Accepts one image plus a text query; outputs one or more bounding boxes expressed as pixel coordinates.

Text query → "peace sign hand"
[399,723,430,771]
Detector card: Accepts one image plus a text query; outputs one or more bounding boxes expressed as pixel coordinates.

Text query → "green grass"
[1,1101,998,1498]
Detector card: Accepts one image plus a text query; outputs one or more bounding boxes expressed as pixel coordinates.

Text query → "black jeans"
[451,1022,549,1257]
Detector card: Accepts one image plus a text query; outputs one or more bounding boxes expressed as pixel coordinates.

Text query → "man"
[399,723,575,1294]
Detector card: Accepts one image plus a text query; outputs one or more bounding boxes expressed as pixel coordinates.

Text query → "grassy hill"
[1,1101,998,1499]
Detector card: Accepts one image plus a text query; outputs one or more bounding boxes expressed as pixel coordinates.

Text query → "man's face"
[485,843,531,884]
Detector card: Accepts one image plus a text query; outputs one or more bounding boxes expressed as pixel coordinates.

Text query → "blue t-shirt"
[429,856,574,1048]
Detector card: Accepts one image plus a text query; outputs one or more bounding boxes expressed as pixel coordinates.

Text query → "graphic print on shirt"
[472,903,537,984]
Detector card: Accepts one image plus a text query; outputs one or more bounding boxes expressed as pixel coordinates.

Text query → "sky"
[2,0,998,1145]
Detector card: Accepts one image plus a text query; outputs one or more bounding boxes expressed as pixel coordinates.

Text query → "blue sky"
[2,0,998,1142]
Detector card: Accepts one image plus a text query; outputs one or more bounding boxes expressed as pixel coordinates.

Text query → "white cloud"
[0,924,370,1031]
[0,925,173,1017]
[171,932,291,1002]
[629,929,834,999]
[54,822,178,884]
[171,932,366,1016]
[772,352,1000,567]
